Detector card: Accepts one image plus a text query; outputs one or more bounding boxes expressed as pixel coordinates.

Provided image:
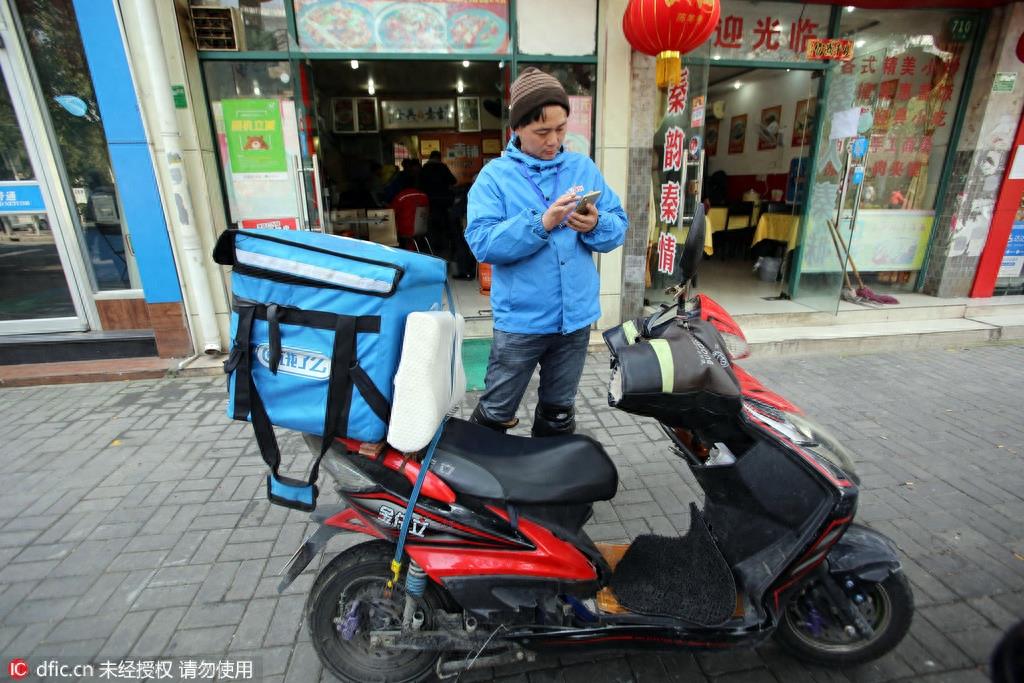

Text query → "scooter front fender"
[826,524,901,583]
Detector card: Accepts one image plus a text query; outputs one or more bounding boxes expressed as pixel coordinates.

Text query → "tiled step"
[464,317,493,338]
[0,357,173,387]
[744,318,999,357]
[964,303,1024,318]
[0,330,157,365]
[966,314,1024,340]
[734,303,968,330]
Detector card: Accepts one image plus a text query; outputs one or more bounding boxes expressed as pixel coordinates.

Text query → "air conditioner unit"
[190,5,244,52]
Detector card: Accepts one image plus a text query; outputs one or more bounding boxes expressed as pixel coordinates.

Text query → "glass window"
[0,73,76,320]
[517,0,595,56]
[294,0,510,55]
[15,0,141,291]
[838,8,973,211]
[0,86,33,182]
[189,0,289,51]
[795,9,976,302]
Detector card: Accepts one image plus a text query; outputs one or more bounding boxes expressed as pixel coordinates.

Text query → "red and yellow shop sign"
[806,38,854,62]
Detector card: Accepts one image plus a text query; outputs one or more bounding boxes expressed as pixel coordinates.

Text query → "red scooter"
[279,206,913,682]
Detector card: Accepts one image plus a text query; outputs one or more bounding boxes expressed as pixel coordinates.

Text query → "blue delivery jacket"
[466,140,628,335]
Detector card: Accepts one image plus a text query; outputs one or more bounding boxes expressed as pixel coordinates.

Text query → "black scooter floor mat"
[610,504,736,626]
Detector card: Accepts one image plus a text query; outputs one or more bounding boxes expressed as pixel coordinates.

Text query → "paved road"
[0,344,1022,682]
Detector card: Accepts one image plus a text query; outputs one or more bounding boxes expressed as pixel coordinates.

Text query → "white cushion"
[387,311,466,453]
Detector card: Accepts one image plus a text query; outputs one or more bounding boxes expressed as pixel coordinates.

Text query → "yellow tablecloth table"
[707,208,728,234]
[752,213,800,250]
[702,211,716,255]
[666,224,714,256]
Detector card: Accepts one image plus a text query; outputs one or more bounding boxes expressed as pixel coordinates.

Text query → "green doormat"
[461,338,491,391]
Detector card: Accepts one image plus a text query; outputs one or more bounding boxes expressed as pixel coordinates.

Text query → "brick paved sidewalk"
[1,344,1022,682]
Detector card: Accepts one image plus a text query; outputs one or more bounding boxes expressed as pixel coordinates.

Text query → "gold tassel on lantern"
[656,50,681,89]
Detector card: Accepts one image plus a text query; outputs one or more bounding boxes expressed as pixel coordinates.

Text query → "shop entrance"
[697,65,819,312]
[307,58,511,319]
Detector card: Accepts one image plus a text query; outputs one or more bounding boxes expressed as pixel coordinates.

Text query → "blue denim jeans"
[475,326,591,423]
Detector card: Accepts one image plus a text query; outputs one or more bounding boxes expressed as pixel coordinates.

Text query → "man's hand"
[542,192,578,232]
[567,202,598,233]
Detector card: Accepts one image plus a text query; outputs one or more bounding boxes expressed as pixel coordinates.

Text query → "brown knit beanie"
[509,67,571,130]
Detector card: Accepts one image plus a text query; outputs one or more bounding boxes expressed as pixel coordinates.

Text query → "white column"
[596,0,632,329]
[118,0,227,353]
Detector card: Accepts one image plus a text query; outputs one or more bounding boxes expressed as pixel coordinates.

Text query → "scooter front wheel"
[775,571,913,668]
[305,540,444,683]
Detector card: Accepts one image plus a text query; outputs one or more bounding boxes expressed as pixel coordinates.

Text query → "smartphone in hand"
[575,190,601,214]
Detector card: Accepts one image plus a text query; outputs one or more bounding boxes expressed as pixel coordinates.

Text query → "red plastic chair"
[391,189,432,254]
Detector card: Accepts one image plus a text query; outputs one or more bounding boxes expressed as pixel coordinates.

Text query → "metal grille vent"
[190,6,243,52]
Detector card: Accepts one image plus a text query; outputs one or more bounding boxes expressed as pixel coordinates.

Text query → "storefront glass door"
[0,18,88,333]
[202,60,314,231]
[791,50,882,315]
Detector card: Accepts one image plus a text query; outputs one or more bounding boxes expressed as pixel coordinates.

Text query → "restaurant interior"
[693,65,818,309]
[309,58,511,321]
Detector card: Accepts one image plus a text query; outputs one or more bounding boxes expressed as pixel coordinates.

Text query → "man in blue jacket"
[466,67,628,437]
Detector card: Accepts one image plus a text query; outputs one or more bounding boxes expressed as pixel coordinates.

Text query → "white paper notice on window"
[1009,144,1024,180]
[830,107,861,140]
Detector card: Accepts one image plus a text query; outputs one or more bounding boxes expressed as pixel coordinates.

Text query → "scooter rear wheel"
[305,540,443,683]
[775,571,913,668]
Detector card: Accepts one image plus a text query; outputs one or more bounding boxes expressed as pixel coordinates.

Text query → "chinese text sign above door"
[710,1,830,63]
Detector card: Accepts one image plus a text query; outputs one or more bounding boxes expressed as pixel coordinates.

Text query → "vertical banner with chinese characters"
[654,70,690,276]
[222,99,287,178]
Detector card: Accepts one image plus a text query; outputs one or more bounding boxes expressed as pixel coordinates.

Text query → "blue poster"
[998,222,1024,278]
[0,183,46,214]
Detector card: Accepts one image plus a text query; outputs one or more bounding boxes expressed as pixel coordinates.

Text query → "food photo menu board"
[295,0,510,53]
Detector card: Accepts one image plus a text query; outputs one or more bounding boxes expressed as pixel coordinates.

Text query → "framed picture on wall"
[381,100,455,130]
[792,98,817,148]
[332,98,355,134]
[758,105,782,151]
[728,114,747,155]
[705,118,720,156]
[457,96,481,132]
[356,97,378,133]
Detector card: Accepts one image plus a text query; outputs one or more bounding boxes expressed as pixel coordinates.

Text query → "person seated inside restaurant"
[382,158,421,204]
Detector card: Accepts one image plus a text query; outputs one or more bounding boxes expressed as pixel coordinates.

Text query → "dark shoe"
[469,404,518,433]
[531,403,576,437]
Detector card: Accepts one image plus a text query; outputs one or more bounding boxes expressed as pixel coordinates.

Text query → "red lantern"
[622,0,720,88]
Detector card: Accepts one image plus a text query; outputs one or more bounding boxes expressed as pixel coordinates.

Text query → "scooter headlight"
[786,413,860,482]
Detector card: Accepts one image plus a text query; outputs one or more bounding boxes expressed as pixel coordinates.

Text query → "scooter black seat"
[430,418,618,504]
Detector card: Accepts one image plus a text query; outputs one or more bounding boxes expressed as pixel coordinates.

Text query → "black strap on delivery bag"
[225,301,390,511]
